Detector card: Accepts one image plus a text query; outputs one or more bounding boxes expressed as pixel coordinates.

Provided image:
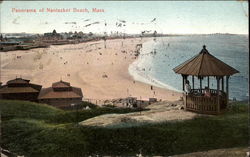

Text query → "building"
[121,97,137,107]
[38,80,83,108]
[117,97,157,108]
[173,45,239,114]
[0,78,42,102]
[136,99,150,108]
[43,29,63,40]
[149,98,157,104]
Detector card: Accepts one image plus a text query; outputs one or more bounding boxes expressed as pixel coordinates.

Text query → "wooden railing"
[190,89,222,96]
[186,89,227,114]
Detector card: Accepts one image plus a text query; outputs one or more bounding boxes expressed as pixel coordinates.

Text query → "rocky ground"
[171,147,249,157]
[79,100,203,127]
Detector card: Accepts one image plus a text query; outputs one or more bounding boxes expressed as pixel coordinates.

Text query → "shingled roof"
[0,87,39,93]
[173,45,239,76]
[0,78,42,94]
[38,87,83,99]
[38,80,83,99]
[52,80,70,88]
[7,78,30,85]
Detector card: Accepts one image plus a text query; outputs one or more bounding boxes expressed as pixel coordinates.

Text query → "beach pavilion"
[38,80,83,109]
[173,45,239,114]
[0,78,42,102]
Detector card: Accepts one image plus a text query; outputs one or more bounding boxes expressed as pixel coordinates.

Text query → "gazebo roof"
[173,45,239,77]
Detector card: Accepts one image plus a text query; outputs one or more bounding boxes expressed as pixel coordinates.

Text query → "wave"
[128,56,182,93]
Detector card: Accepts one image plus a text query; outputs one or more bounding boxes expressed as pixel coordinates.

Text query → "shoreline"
[0,37,182,103]
[128,39,182,93]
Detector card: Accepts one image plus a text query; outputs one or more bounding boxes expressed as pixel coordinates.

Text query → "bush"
[49,106,146,124]
[1,100,248,156]
[0,100,62,121]
[1,119,87,157]
[62,101,98,110]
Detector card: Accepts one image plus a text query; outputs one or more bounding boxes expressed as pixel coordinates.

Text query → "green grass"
[0,100,144,124]
[0,100,248,156]
[0,100,63,121]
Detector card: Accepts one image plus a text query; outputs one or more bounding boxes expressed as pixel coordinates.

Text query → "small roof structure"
[7,78,30,85]
[0,78,41,94]
[38,87,83,99]
[173,45,239,76]
[52,80,71,88]
[38,80,83,99]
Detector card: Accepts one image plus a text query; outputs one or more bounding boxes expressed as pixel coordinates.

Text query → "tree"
[52,29,57,34]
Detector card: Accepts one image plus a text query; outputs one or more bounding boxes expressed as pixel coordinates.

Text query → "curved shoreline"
[128,55,182,93]
[1,38,182,102]
[128,38,182,93]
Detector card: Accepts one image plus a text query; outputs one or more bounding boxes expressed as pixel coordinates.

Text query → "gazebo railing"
[190,89,222,96]
[186,89,227,114]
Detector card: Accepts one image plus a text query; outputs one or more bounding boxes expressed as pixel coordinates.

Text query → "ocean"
[129,34,249,101]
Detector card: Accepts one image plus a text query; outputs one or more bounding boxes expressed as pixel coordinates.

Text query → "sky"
[0,1,248,34]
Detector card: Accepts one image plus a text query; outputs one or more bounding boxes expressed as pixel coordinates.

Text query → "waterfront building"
[38,80,83,108]
[0,78,42,102]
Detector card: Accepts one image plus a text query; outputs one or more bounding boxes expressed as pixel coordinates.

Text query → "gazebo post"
[216,77,220,114]
[182,74,187,109]
[226,76,229,105]
[222,77,224,92]
[185,75,187,109]
[199,77,202,92]
[192,75,194,89]
[182,75,185,91]
[207,76,210,88]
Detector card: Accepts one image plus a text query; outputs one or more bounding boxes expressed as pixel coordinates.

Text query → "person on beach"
[185,80,191,94]
[204,87,211,97]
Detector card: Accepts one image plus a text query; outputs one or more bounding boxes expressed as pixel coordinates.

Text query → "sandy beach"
[0,38,182,103]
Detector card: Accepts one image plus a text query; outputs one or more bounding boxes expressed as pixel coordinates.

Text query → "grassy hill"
[0,99,248,156]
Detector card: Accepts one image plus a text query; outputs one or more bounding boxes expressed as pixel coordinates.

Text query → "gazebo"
[173,45,239,114]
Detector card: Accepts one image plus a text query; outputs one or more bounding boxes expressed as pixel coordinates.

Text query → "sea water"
[129,34,249,101]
